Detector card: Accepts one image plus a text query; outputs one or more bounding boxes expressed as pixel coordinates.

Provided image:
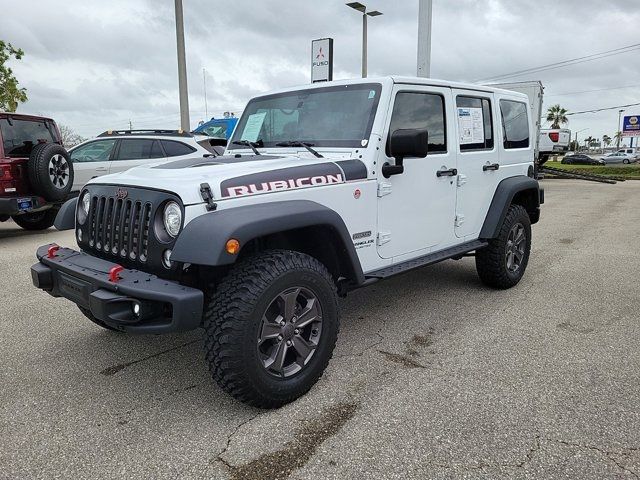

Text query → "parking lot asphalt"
[1,179,639,480]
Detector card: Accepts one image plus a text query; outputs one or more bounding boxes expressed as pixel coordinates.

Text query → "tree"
[58,124,87,148]
[546,104,569,129]
[614,131,623,148]
[0,41,28,112]
[585,135,594,151]
[602,134,612,147]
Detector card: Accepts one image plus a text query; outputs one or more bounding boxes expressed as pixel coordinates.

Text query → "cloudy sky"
[1,0,639,145]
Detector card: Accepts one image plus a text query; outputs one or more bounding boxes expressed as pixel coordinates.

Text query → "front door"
[69,139,117,192]
[376,85,457,260]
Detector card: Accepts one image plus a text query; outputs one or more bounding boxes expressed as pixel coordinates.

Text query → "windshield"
[228,83,382,150]
[0,117,57,157]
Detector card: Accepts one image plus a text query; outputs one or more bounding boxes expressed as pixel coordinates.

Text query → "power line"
[546,83,640,97]
[566,101,640,116]
[476,42,640,83]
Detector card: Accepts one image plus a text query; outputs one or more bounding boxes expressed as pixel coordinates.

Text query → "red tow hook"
[108,265,124,283]
[47,244,60,258]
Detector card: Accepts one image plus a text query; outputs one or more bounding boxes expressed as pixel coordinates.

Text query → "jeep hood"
[87,153,368,205]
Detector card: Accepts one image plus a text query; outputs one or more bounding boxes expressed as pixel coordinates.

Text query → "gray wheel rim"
[48,154,70,189]
[506,223,526,273]
[257,286,323,378]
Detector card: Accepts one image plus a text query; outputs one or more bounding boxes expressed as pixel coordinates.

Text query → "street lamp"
[574,128,588,152]
[346,2,383,78]
[617,109,625,149]
[174,0,190,131]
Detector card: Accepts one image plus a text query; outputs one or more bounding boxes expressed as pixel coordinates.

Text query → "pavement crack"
[217,402,359,480]
[378,350,426,369]
[545,438,639,479]
[100,339,201,376]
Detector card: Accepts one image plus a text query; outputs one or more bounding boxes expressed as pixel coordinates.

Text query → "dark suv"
[0,112,74,230]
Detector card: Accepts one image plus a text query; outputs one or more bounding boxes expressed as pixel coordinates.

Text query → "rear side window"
[456,96,493,151]
[0,118,57,157]
[70,139,117,163]
[161,140,196,157]
[386,92,446,155]
[116,139,163,160]
[500,100,529,149]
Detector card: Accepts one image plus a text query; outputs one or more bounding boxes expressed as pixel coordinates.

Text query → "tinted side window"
[161,140,196,157]
[387,92,446,155]
[116,139,160,160]
[456,96,493,151]
[500,100,529,149]
[70,140,117,163]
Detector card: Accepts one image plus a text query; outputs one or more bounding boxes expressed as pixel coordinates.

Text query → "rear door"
[452,89,498,238]
[69,139,117,192]
[109,139,165,174]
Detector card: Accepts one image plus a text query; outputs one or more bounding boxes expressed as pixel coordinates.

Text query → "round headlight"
[163,201,182,238]
[77,192,90,225]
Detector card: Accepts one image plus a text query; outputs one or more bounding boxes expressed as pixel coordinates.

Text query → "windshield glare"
[229,83,382,149]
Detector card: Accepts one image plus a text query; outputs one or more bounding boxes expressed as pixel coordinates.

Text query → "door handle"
[436,168,458,177]
[95,167,108,172]
[483,163,500,171]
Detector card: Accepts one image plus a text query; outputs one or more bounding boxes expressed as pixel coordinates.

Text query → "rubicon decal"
[220,162,366,198]
[225,173,344,197]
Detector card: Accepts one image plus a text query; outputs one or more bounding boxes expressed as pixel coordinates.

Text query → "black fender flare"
[479,176,541,239]
[171,200,365,285]
[54,197,77,231]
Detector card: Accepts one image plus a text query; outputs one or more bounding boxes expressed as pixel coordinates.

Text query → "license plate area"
[17,198,33,211]
[58,272,91,308]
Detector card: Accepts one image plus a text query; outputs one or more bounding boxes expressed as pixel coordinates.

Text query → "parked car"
[615,148,639,159]
[599,152,636,164]
[32,76,542,407]
[0,112,74,230]
[561,154,604,165]
[192,117,238,142]
[69,130,224,192]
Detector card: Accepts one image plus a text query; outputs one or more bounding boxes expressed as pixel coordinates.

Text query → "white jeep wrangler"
[31,77,542,408]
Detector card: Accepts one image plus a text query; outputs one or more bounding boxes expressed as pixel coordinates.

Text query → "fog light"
[162,249,172,268]
[132,303,140,316]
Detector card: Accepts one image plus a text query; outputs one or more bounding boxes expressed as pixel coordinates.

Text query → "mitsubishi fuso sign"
[622,115,640,137]
[311,38,333,83]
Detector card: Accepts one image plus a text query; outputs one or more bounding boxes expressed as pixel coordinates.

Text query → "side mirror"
[383,128,429,178]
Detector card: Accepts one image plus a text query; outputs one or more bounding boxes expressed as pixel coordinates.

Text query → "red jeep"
[0,112,74,230]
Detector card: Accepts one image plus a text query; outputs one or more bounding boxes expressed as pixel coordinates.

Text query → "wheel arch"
[479,176,541,239]
[171,200,365,286]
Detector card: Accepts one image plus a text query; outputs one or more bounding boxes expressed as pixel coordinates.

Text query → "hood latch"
[200,183,217,211]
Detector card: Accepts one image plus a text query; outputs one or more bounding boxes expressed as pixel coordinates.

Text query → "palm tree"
[585,136,594,150]
[546,104,569,129]
[602,135,612,147]
[614,131,623,148]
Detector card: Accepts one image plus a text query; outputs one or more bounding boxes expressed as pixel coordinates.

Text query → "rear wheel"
[476,204,532,289]
[11,209,57,231]
[203,250,339,408]
[623,159,630,164]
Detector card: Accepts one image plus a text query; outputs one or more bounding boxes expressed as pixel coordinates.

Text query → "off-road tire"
[78,306,121,332]
[476,204,531,289]
[27,143,74,201]
[11,209,57,231]
[204,250,339,408]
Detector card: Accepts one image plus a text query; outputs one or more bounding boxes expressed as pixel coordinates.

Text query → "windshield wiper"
[232,140,262,155]
[275,141,323,158]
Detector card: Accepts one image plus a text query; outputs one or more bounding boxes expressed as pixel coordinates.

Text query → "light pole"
[174,0,190,132]
[417,0,433,77]
[346,2,383,78]
[574,128,588,152]
[617,109,625,149]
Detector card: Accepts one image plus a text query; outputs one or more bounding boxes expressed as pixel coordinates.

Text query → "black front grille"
[88,196,152,263]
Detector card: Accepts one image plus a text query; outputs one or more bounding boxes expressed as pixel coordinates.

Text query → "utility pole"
[417,0,433,77]
[203,68,208,120]
[174,0,190,131]
[346,3,382,78]
[617,109,625,149]
[129,119,133,131]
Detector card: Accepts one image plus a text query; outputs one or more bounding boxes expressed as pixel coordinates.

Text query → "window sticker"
[457,107,484,145]
[368,90,376,99]
[241,112,267,142]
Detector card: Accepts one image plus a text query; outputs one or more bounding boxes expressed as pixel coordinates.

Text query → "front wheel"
[623,159,630,164]
[476,204,532,289]
[204,250,339,408]
[12,209,57,231]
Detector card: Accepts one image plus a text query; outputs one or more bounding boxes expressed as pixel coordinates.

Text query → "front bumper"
[0,196,49,216]
[31,244,203,334]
